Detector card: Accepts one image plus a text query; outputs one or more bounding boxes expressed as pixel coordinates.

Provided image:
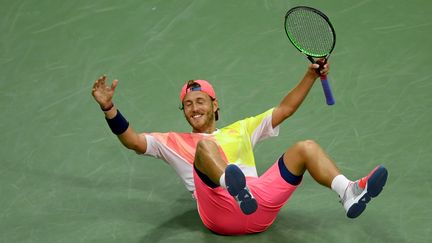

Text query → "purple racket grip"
[320,75,335,105]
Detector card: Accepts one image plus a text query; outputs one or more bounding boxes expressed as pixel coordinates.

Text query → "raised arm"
[91,75,147,153]
[272,61,329,128]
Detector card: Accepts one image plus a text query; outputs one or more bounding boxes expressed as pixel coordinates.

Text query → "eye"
[184,101,192,107]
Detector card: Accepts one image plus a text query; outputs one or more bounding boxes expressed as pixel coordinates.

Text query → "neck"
[192,125,217,134]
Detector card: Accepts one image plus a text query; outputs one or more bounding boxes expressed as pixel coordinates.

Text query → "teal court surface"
[1,0,431,242]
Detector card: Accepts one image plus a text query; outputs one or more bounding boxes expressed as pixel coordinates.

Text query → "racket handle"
[320,75,335,105]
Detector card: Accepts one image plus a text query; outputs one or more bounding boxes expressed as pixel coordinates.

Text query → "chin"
[186,115,214,132]
[186,120,202,131]
[191,122,210,133]
[192,124,205,132]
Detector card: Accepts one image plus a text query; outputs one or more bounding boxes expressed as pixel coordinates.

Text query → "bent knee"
[294,140,319,156]
[297,139,318,147]
[195,139,218,161]
[196,139,218,151]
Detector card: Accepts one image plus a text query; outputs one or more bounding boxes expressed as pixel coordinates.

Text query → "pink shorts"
[193,160,301,235]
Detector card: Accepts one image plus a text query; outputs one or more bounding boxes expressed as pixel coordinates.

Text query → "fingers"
[92,75,109,90]
[320,63,329,76]
[310,62,330,75]
[111,79,119,92]
[93,75,104,88]
[99,74,107,86]
[311,63,320,69]
[92,75,120,96]
[92,77,100,95]
[307,61,330,78]
[92,75,106,97]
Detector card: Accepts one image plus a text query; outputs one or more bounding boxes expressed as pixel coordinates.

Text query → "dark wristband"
[106,109,129,135]
[101,103,114,111]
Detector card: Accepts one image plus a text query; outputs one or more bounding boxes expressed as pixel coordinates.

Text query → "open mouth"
[191,114,203,120]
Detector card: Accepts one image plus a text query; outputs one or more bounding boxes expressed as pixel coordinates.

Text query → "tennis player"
[91,62,388,235]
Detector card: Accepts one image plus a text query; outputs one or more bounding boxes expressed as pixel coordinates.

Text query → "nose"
[191,102,202,112]
[185,103,199,114]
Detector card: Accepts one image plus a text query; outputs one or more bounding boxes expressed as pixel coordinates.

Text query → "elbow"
[120,139,140,152]
[129,141,146,154]
[118,132,147,153]
[127,142,138,151]
[273,106,295,127]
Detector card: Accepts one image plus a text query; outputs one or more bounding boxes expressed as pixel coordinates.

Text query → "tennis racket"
[284,6,336,105]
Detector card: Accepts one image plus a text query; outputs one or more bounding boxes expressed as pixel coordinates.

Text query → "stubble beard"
[186,109,215,133]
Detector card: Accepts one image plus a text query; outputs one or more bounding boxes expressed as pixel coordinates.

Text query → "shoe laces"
[340,181,363,204]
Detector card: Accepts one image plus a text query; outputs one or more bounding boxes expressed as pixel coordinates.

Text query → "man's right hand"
[91,75,118,110]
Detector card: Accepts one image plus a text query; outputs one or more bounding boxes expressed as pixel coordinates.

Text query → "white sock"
[219,173,226,189]
[331,174,351,199]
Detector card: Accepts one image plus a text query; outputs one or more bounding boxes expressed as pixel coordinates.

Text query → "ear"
[212,99,219,112]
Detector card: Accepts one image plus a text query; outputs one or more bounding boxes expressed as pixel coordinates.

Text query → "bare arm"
[272,61,329,128]
[91,75,147,153]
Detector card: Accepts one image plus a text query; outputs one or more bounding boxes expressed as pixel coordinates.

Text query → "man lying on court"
[91,62,388,235]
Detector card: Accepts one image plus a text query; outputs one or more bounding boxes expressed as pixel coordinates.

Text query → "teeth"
[193,114,202,118]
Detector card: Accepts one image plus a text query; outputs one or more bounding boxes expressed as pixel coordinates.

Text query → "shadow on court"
[139,209,208,243]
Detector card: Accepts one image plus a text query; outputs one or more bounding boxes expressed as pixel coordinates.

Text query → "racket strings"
[285,9,334,57]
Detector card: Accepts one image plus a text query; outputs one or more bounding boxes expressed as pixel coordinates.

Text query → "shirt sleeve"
[140,133,160,157]
[137,132,197,193]
[243,108,280,147]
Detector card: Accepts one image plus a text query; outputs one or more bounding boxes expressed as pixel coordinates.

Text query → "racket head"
[284,6,336,58]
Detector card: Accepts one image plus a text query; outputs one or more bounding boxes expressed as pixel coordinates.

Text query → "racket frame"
[284,6,336,105]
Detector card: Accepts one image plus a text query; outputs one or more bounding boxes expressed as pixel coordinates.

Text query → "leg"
[282,140,388,218]
[194,139,258,215]
[194,139,227,186]
[283,140,340,188]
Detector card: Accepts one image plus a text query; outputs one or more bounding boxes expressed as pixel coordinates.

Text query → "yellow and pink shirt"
[140,108,279,193]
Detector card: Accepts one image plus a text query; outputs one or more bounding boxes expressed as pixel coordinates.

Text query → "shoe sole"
[347,165,388,218]
[225,164,258,215]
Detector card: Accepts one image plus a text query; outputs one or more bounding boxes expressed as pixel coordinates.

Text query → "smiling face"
[182,91,218,134]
